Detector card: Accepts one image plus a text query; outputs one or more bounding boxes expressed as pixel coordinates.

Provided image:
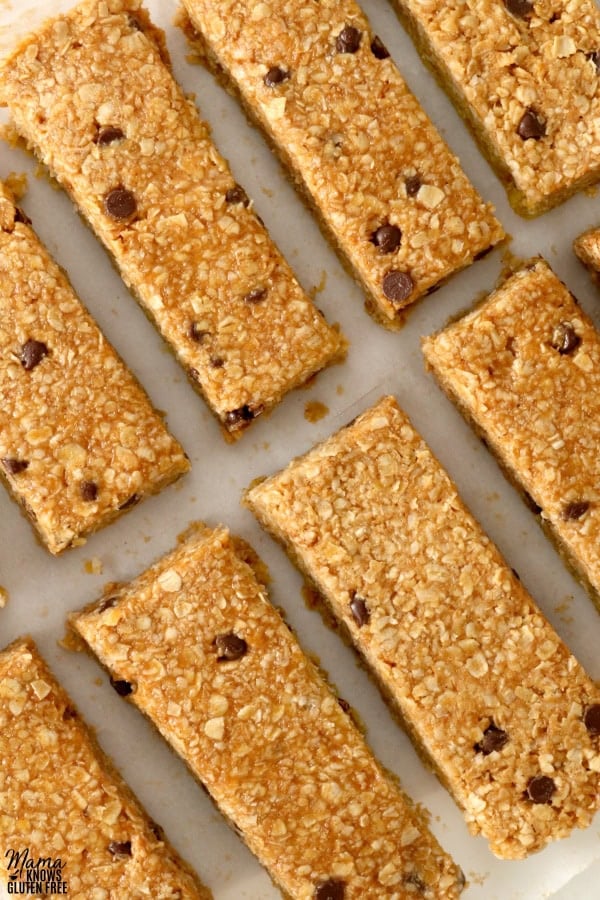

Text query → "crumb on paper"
[0,586,8,608]
[5,171,27,201]
[261,185,274,198]
[309,270,327,300]
[467,870,490,887]
[58,629,85,652]
[84,556,103,575]
[555,595,574,625]
[304,400,329,423]
[336,384,344,396]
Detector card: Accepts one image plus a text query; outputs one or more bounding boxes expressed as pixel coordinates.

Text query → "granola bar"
[0,0,343,439]
[245,396,600,859]
[179,0,504,327]
[574,226,600,285]
[70,524,465,898]
[0,181,188,554]
[423,259,600,609]
[0,637,211,899]
[389,0,600,217]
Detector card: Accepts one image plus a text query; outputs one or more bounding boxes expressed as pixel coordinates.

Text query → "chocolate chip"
[215,632,248,661]
[108,841,132,857]
[21,339,48,371]
[336,25,361,54]
[404,872,428,893]
[62,705,78,720]
[264,66,289,87]
[404,174,422,197]
[189,322,209,343]
[14,207,31,225]
[225,184,249,206]
[551,322,581,355]
[517,108,546,140]
[475,722,509,755]
[119,493,139,510]
[503,0,533,17]
[349,593,370,627]
[563,500,590,521]
[314,879,345,900]
[81,480,98,502]
[526,775,555,804]
[588,51,600,73]
[370,223,401,254]
[382,270,414,304]
[1,458,29,475]
[104,187,137,220]
[244,287,267,303]
[97,597,118,613]
[584,704,600,736]
[209,356,224,368]
[110,678,134,697]
[95,125,125,146]
[128,13,143,31]
[370,35,390,59]
[225,405,255,427]
[149,821,166,842]
[337,697,351,713]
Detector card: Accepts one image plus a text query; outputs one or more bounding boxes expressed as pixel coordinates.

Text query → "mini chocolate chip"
[349,593,370,627]
[215,632,248,661]
[128,13,143,30]
[150,821,166,842]
[97,597,118,613]
[81,480,98,502]
[244,287,268,304]
[527,775,555,804]
[405,174,422,196]
[14,207,32,225]
[264,66,289,87]
[189,322,209,343]
[370,223,401,254]
[210,356,224,368]
[314,879,345,900]
[584,704,600,736]
[62,705,78,720]
[551,321,581,355]
[119,493,139,510]
[225,405,255,427]
[110,678,134,697]
[517,108,546,140]
[475,722,509,755]
[96,125,125,146]
[108,841,132,857]
[563,500,590,520]
[104,187,137,220]
[1,458,29,475]
[337,697,351,713]
[404,872,428,893]
[503,0,533,17]
[588,51,600,72]
[370,35,390,59]
[189,367,200,382]
[382,269,414,304]
[225,184,249,206]
[336,25,361,54]
[21,339,48,371]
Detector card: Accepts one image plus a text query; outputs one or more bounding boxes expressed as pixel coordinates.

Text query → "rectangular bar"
[0,637,211,898]
[423,259,600,609]
[71,524,465,898]
[0,0,343,438]
[388,0,600,217]
[574,227,600,285]
[0,181,188,554]
[179,0,504,326]
[245,396,600,859]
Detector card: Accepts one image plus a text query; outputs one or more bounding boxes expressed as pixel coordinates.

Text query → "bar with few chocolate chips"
[245,396,600,858]
[178,0,503,327]
[0,637,211,898]
[423,259,600,610]
[0,180,188,554]
[388,0,600,217]
[0,0,343,439]
[70,524,465,898]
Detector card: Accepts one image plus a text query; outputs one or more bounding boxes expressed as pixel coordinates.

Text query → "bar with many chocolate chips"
[0,637,211,898]
[388,0,600,216]
[423,259,600,611]
[0,0,343,439]
[0,181,188,554]
[70,524,465,897]
[178,0,503,328]
[245,396,600,858]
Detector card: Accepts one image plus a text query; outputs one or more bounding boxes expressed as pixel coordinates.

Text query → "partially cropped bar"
[0,0,343,438]
[71,525,465,898]
[245,396,600,859]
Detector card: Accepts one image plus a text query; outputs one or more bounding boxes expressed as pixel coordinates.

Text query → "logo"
[4,849,68,895]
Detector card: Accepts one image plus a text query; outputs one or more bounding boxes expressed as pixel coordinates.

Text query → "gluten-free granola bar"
[71,525,465,898]
[0,637,211,899]
[0,0,343,439]
[245,396,600,859]
[423,260,600,610]
[389,0,600,217]
[0,180,188,554]
[179,0,503,327]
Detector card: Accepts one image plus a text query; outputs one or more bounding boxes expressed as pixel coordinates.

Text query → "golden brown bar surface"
[574,227,600,284]
[423,260,600,609]
[180,0,503,326]
[0,181,188,554]
[245,396,600,859]
[0,637,212,898]
[0,0,343,438]
[389,0,600,217]
[71,525,465,898]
